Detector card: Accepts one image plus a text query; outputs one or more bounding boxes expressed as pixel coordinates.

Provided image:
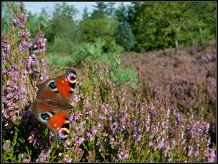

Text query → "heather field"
[122,44,217,139]
[2,2,217,163]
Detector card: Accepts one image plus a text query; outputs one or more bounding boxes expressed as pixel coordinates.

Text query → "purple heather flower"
[117,125,125,131]
[33,34,47,54]
[99,114,106,120]
[86,131,94,141]
[22,158,31,163]
[133,134,142,142]
[2,41,10,60]
[26,54,40,73]
[19,40,32,52]
[188,146,193,157]
[157,138,164,149]
[92,128,97,135]
[13,18,24,28]
[2,41,10,54]
[164,143,170,157]
[132,120,139,126]
[194,146,199,157]
[70,95,80,104]
[3,140,10,151]
[102,103,109,115]
[110,122,118,133]
[73,136,84,146]
[36,149,51,162]
[109,115,113,121]
[166,108,170,117]
[70,113,81,121]
[145,114,151,132]
[18,29,30,37]
[118,152,129,160]
[109,137,115,145]
[208,148,216,162]
[13,12,27,28]
[66,158,73,163]
[86,110,93,116]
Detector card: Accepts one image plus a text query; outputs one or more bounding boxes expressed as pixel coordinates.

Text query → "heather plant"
[66,61,216,162]
[123,44,216,143]
[2,2,49,162]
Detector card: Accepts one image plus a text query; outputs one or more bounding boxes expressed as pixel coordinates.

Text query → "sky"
[23,2,130,20]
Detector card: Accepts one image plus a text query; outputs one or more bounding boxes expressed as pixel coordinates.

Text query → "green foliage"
[47,37,76,54]
[47,2,80,43]
[82,7,89,20]
[90,2,108,19]
[112,66,138,88]
[47,52,73,67]
[70,39,105,67]
[46,37,137,88]
[26,9,51,37]
[116,22,136,51]
[79,17,119,52]
[105,2,116,17]
[2,2,11,32]
[72,39,137,88]
[131,2,216,52]
[2,2,21,32]
[10,2,215,53]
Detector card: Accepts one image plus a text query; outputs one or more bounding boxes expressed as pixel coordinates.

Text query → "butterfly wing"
[55,69,76,99]
[32,69,76,141]
[47,111,70,141]
[35,79,73,109]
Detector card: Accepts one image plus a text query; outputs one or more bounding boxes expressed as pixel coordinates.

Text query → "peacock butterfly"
[32,69,76,141]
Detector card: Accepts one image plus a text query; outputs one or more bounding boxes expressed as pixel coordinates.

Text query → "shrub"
[2,2,49,162]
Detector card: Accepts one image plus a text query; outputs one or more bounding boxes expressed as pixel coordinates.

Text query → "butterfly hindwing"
[47,111,70,141]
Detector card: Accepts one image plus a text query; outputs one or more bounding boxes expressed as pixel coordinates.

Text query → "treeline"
[2,2,216,52]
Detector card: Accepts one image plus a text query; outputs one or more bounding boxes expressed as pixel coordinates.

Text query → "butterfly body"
[32,69,76,141]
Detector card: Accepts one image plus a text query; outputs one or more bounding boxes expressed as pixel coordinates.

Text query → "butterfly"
[32,69,76,141]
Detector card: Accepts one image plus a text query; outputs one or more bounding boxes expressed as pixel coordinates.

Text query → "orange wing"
[56,76,72,99]
[47,111,70,141]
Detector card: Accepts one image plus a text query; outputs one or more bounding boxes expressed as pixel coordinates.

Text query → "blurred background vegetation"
[2,2,216,53]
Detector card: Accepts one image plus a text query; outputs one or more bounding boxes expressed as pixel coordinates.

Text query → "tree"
[82,7,89,20]
[131,2,216,52]
[106,2,116,17]
[116,22,136,51]
[90,2,107,19]
[49,2,79,42]
[114,3,136,51]
[114,2,127,22]
[79,17,119,52]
